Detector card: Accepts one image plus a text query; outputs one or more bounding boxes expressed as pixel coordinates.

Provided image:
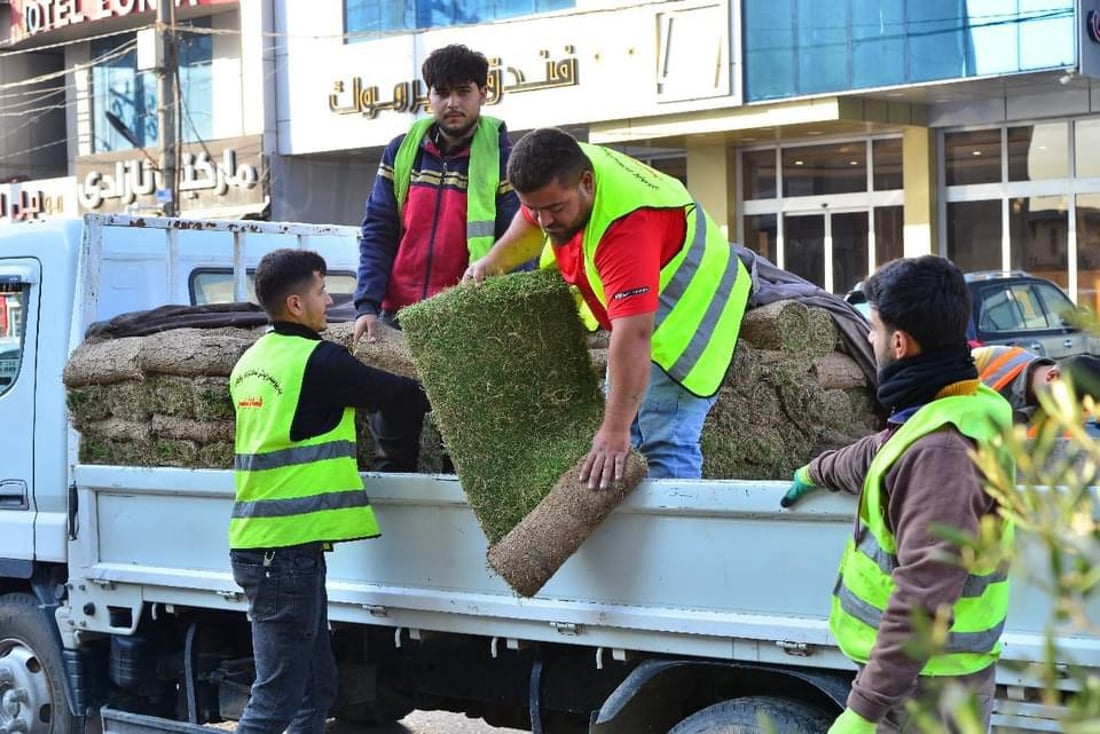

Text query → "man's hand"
[779,466,818,508]
[462,257,497,285]
[353,313,379,343]
[580,424,632,490]
[827,708,876,734]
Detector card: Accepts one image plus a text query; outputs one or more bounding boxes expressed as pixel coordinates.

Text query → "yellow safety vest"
[830,384,1014,676]
[574,143,751,397]
[393,116,503,260]
[228,332,379,549]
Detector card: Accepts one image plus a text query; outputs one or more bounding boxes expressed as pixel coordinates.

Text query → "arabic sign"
[10,0,238,43]
[328,47,580,119]
[0,177,77,224]
[76,135,264,215]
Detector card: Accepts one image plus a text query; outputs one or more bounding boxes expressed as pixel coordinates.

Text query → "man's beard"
[439,115,477,140]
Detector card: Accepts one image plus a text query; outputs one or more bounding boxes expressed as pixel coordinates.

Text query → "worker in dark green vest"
[781,256,1015,733]
[353,44,521,473]
[465,128,751,488]
[230,248,428,734]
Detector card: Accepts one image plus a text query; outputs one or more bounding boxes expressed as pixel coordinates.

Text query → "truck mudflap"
[99,708,223,734]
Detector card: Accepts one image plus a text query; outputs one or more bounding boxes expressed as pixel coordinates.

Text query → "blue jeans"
[231,545,338,734]
[625,362,718,479]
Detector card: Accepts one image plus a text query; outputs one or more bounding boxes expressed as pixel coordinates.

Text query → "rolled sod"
[400,270,646,595]
[487,451,648,597]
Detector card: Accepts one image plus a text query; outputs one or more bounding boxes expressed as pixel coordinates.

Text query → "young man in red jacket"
[353,44,520,471]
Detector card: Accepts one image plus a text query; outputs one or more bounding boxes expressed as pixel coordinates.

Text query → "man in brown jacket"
[781,256,1015,733]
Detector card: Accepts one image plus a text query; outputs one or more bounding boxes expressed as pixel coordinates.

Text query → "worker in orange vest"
[973,345,1100,432]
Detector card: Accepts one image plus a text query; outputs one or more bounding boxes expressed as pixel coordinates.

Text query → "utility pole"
[156,0,178,217]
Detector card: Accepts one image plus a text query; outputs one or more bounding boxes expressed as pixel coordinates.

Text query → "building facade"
[0,0,270,222]
[275,0,1100,311]
[5,0,1100,312]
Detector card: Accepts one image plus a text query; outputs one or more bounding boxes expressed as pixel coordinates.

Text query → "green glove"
[780,466,817,508]
[827,708,876,734]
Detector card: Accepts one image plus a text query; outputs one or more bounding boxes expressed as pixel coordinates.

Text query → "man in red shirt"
[466,128,751,488]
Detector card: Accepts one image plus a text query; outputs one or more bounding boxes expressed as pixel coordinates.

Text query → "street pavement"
[333,711,525,734]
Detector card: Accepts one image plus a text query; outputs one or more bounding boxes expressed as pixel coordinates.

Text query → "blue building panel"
[744,0,1076,102]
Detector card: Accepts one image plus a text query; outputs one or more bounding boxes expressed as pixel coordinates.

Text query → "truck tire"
[0,593,79,734]
[667,695,834,734]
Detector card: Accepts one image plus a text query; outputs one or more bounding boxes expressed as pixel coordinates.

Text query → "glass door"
[782,210,869,294]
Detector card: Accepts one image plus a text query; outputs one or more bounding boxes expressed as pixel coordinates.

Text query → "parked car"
[845,271,1097,359]
[965,271,1096,359]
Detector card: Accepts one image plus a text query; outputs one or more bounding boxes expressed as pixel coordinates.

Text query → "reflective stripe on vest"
[576,143,751,397]
[829,383,1014,676]
[392,116,503,261]
[229,333,379,549]
[975,346,1036,394]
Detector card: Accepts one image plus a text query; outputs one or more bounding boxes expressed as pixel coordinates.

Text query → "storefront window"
[945,130,1001,186]
[872,139,902,191]
[947,200,1002,273]
[1076,120,1100,179]
[345,0,573,36]
[1077,194,1100,312]
[782,143,866,197]
[1008,123,1068,182]
[743,214,777,261]
[1009,196,1068,287]
[742,150,777,200]
[90,23,213,153]
[874,206,904,265]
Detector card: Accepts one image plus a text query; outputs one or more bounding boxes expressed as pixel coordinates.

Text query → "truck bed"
[71,466,1100,690]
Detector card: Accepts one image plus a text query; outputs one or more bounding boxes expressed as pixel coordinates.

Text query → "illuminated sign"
[10,0,237,43]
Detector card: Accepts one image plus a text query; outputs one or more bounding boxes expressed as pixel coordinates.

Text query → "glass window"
[0,283,28,395]
[91,22,213,153]
[851,0,905,89]
[742,214,777,262]
[945,130,1001,186]
[831,211,868,296]
[190,270,357,305]
[649,156,686,186]
[1009,195,1068,287]
[782,143,866,197]
[742,150,777,200]
[783,214,825,286]
[1076,193,1100,312]
[872,139,902,191]
[974,281,1072,334]
[742,0,796,100]
[796,0,847,95]
[345,0,573,36]
[1008,123,1068,182]
[947,200,1002,273]
[874,206,904,265]
[1075,119,1100,179]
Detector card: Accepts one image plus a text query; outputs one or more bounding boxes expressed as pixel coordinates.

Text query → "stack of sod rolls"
[63,322,444,471]
[399,270,647,597]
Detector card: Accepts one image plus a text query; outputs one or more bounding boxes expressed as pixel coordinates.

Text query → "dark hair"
[254,249,327,318]
[863,255,970,352]
[507,128,592,194]
[422,44,489,90]
[1059,355,1100,401]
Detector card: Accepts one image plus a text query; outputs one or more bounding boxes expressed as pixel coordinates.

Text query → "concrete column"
[686,142,736,241]
[902,126,938,257]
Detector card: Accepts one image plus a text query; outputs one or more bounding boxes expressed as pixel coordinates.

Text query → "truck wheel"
[668,695,834,734]
[0,593,79,734]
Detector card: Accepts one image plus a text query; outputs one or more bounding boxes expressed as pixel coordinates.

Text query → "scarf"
[876,345,978,414]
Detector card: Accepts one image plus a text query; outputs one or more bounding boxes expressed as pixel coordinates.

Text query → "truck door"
[0,261,38,568]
